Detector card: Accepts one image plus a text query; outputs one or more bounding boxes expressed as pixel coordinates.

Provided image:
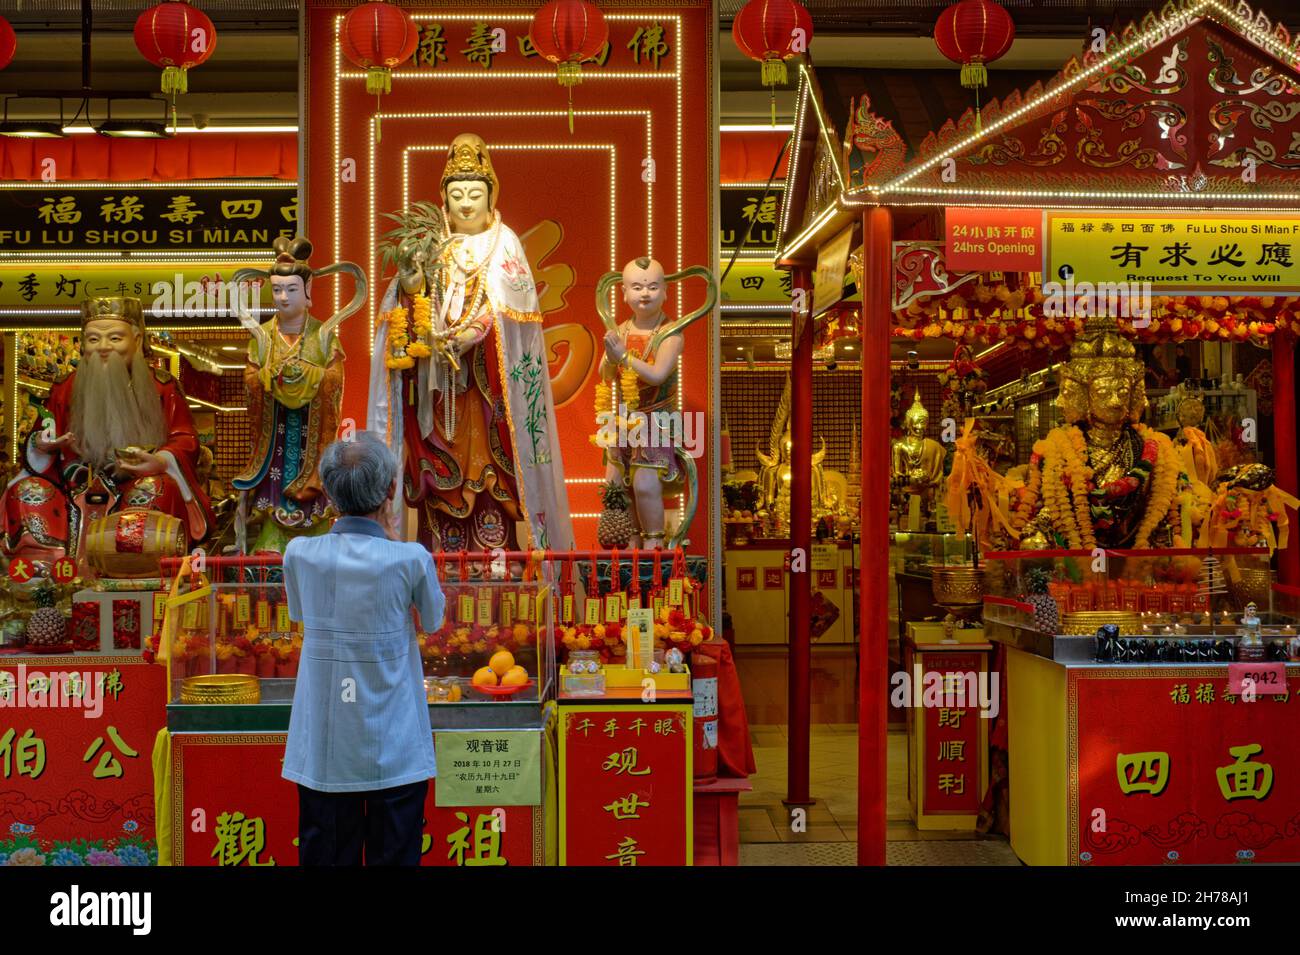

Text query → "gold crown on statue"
[80,297,145,333]
[903,389,929,430]
[441,133,499,208]
[1059,317,1146,423]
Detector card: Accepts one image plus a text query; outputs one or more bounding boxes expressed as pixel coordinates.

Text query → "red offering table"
[0,655,165,865]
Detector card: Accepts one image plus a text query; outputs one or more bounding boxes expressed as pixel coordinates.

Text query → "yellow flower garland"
[1134,427,1178,549]
[382,293,433,369]
[620,345,641,411]
[407,293,433,359]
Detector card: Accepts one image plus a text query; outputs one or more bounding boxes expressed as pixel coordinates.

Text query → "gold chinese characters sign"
[0,264,260,312]
[1045,211,1300,295]
[0,186,297,253]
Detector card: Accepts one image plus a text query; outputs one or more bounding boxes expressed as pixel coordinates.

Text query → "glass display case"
[891,531,976,575]
[978,547,1300,663]
[160,556,556,719]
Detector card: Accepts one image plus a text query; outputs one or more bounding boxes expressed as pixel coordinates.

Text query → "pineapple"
[597,480,635,549]
[25,585,68,647]
[1024,566,1059,634]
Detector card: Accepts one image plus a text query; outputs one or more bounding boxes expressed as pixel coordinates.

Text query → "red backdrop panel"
[1072,668,1300,865]
[304,2,715,550]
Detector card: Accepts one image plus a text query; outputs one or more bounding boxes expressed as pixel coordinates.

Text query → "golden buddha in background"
[891,390,945,496]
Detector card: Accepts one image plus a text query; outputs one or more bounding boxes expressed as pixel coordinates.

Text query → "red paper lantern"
[0,17,16,72]
[133,1,217,95]
[933,0,1015,90]
[339,1,418,142]
[340,1,418,96]
[732,0,812,123]
[529,0,608,133]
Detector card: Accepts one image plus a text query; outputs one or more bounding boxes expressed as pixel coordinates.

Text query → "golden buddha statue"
[754,376,834,529]
[892,390,946,499]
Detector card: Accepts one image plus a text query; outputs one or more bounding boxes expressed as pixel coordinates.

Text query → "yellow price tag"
[518,593,533,622]
[562,595,574,623]
[256,600,270,630]
[604,594,621,623]
[629,594,642,611]
[458,594,475,624]
[653,595,665,617]
[501,597,515,628]
[585,598,601,625]
[276,604,291,632]
[669,578,684,606]
[476,596,493,626]
[235,594,250,625]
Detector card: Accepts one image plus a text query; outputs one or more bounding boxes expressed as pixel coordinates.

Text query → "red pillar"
[786,266,814,806]
[858,207,892,865]
[1274,332,1299,586]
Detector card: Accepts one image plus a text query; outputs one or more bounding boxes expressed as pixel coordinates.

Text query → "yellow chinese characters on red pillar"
[1216,744,1273,801]
[0,728,46,779]
[1116,751,1170,796]
[212,811,276,866]
[602,747,651,776]
[604,835,646,866]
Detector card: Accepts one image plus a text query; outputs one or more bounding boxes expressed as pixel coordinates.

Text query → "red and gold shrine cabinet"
[902,626,992,831]
[558,695,693,866]
[1008,648,1300,866]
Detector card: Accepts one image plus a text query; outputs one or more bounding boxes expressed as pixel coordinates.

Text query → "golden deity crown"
[1062,316,1141,384]
[441,133,499,208]
[80,296,145,333]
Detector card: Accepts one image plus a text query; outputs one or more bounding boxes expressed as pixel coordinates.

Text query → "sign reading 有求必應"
[1046,211,1300,294]
[0,186,298,252]
[434,730,542,807]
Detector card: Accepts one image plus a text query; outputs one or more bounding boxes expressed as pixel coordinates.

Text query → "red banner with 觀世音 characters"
[1071,667,1300,865]
[303,1,717,554]
[0,657,165,866]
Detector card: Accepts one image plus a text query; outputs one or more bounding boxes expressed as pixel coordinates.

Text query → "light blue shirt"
[281,516,445,793]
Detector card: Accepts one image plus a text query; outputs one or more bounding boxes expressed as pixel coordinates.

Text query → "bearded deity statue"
[368,133,573,552]
[231,236,365,553]
[1,298,214,574]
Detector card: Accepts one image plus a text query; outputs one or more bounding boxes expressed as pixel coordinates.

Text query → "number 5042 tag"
[1228,662,1288,697]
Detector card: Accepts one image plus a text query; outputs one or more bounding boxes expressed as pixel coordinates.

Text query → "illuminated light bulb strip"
[720,303,792,312]
[722,124,794,133]
[776,66,812,256]
[721,182,787,189]
[343,70,679,81]
[779,204,839,264]
[888,184,1300,202]
[724,248,780,257]
[185,396,247,413]
[331,14,688,507]
[874,0,1297,196]
[334,23,343,334]
[62,125,298,135]
[0,180,289,190]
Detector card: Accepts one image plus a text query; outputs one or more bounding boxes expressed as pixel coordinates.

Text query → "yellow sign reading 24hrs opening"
[1045,211,1300,295]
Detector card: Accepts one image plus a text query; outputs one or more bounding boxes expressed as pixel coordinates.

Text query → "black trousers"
[297,780,428,866]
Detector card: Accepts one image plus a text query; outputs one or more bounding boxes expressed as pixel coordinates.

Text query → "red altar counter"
[1008,648,1300,866]
[166,728,551,866]
[0,656,166,864]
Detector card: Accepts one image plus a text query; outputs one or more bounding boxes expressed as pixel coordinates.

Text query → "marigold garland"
[1134,428,1179,549]
[383,304,414,370]
[407,293,433,359]
[620,345,641,411]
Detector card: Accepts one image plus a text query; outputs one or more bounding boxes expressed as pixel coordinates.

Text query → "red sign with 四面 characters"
[559,705,692,865]
[0,657,166,864]
[945,207,1042,273]
[1072,667,1300,865]
[171,733,543,866]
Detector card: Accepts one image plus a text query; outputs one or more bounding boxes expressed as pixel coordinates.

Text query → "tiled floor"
[734,647,1020,866]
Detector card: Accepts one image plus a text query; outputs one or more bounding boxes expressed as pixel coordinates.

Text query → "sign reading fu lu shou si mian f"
[1046,211,1300,295]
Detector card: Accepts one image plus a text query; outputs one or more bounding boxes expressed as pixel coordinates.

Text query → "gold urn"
[180,674,261,706]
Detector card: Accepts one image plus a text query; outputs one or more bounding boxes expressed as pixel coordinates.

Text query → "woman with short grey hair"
[281,429,444,865]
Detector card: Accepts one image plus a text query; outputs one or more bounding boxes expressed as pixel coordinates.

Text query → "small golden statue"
[891,390,945,529]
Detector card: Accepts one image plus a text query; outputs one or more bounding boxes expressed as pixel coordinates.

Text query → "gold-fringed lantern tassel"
[762,57,787,127]
[960,59,988,132]
[557,61,582,135]
[160,66,188,135]
[366,67,393,142]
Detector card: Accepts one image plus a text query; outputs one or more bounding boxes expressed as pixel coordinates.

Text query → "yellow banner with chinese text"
[1045,211,1300,295]
[0,263,260,313]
